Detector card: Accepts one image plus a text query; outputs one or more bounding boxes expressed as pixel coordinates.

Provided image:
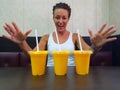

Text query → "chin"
[58,29,64,32]
[58,27,65,31]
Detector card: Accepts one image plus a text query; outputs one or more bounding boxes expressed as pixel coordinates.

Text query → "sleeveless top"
[47,32,75,66]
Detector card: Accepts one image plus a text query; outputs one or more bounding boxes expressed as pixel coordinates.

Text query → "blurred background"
[0,0,119,36]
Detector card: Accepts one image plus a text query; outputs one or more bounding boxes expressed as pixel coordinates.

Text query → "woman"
[2,2,117,66]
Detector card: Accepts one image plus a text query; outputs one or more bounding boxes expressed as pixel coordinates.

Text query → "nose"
[59,18,63,23]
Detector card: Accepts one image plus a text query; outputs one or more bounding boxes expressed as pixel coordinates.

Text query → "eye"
[55,16,60,20]
[63,16,67,20]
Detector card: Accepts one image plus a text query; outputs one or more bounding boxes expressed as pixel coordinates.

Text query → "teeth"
[59,26,63,27]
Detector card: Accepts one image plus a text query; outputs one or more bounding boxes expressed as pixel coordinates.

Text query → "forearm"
[89,44,102,58]
[18,40,32,55]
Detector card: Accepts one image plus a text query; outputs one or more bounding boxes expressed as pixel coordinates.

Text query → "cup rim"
[73,50,93,54]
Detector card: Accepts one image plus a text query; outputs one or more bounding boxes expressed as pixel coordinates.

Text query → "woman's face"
[53,8,69,33]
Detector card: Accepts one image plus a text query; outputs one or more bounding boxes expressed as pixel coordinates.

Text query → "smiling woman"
[2,2,117,66]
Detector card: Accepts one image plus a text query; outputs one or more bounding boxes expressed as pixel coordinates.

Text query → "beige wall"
[0,0,119,36]
[109,0,120,35]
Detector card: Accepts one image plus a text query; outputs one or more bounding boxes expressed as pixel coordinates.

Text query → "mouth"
[57,24,64,28]
[57,25,64,30]
[58,25,64,28]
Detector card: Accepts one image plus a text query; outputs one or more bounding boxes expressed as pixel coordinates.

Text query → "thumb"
[88,28,94,37]
[25,29,32,36]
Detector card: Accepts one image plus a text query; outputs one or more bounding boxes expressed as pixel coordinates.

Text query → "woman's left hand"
[88,23,117,50]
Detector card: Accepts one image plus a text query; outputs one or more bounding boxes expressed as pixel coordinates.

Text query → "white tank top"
[47,32,75,66]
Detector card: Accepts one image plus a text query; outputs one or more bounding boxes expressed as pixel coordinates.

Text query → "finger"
[5,23,14,31]
[106,37,117,43]
[2,35,13,41]
[3,26,13,36]
[25,29,32,36]
[88,28,94,37]
[12,22,21,32]
[98,23,107,33]
[5,23,15,35]
[102,25,115,36]
[104,28,116,38]
[3,25,10,32]
[2,34,19,43]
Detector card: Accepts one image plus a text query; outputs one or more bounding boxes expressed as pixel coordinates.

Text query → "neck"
[57,30,68,36]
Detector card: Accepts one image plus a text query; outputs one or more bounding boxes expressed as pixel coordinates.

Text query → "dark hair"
[53,2,71,18]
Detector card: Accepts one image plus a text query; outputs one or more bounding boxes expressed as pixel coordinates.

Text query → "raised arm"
[88,23,117,52]
[2,22,32,54]
[74,23,117,54]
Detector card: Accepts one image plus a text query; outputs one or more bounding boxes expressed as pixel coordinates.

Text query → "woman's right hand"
[2,22,32,44]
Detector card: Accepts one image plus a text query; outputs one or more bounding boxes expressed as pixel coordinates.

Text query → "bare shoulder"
[72,32,83,38]
[41,34,49,41]
[72,33,78,39]
[72,33,77,36]
[72,32,83,41]
[72,33,78,43]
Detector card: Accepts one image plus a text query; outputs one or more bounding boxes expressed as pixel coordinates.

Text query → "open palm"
[88,23,117,49]
[3,22,32,44]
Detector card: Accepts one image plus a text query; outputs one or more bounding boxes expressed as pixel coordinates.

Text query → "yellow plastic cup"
[74,50,92,75]
[29,51,48,76]
[52,51,69,75]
